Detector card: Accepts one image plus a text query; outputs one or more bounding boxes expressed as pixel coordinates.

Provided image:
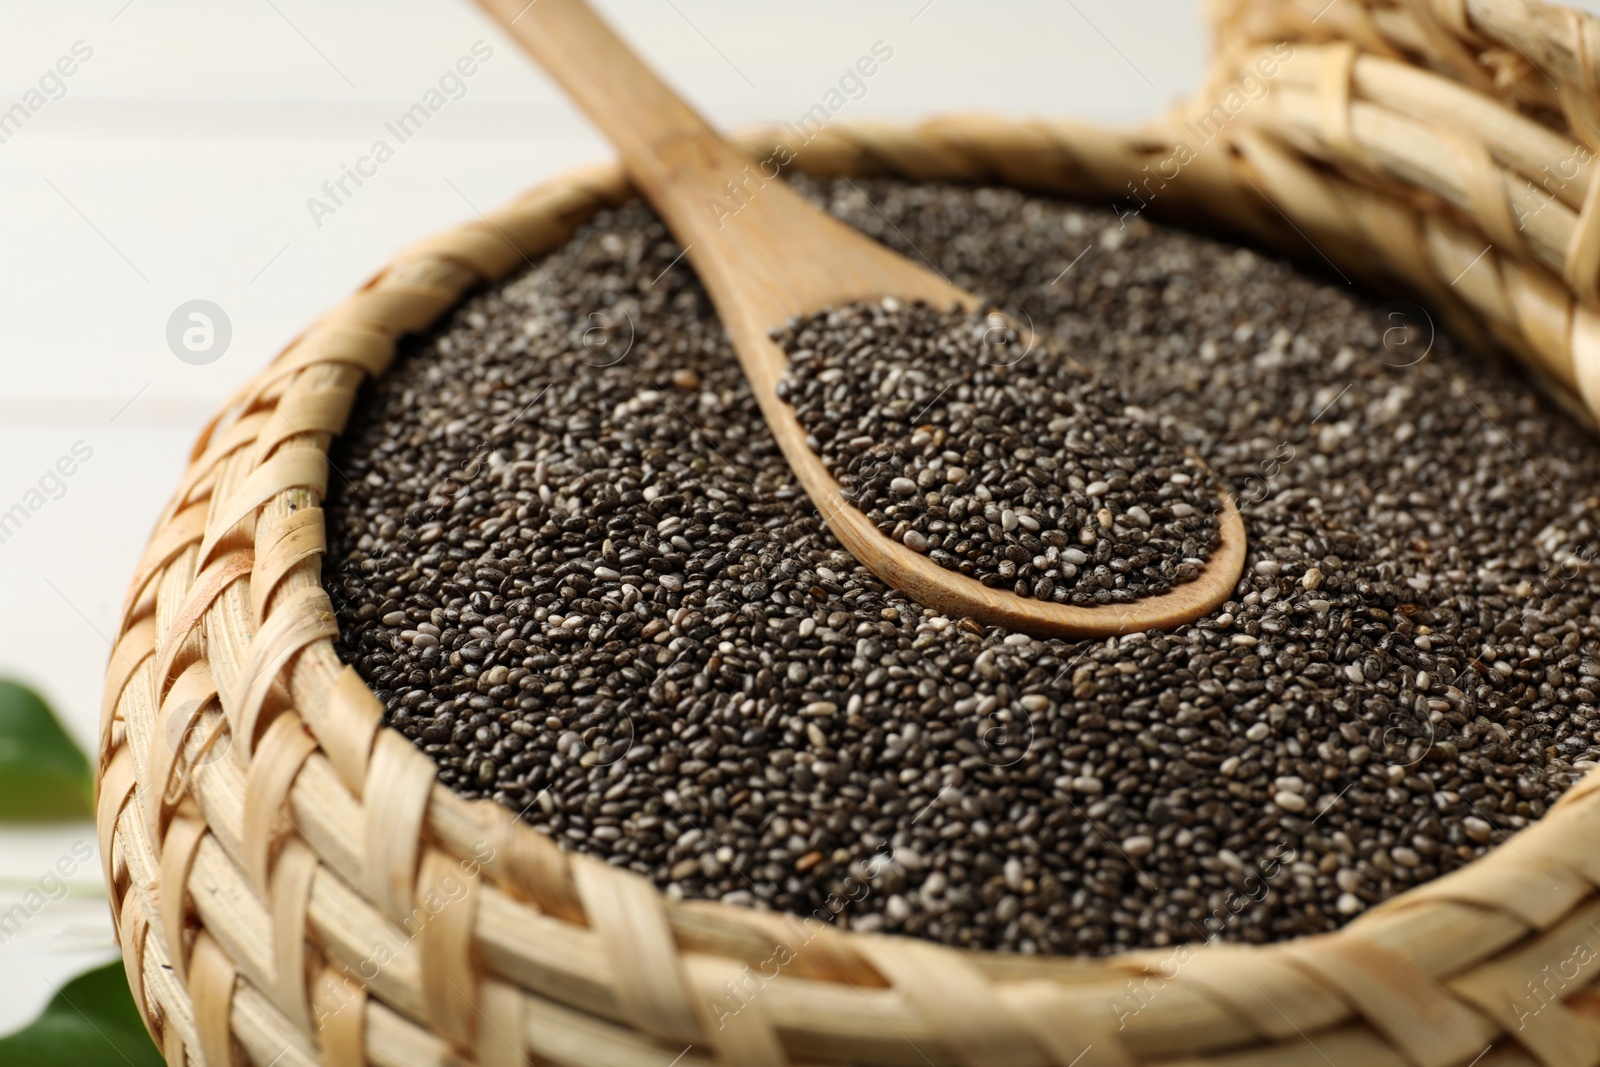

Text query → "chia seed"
[324,177,1600,956]
[773,298,1219,604]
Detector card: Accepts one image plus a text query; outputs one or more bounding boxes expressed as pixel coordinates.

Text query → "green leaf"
[0,679,92,821]
[0,960,164,1067]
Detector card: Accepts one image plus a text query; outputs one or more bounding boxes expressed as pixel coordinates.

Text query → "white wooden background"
[0,0,1588,1038]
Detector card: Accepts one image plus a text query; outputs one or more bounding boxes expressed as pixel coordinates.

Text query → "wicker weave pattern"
[1207,0,1600,427]
[97,2,1600,1063]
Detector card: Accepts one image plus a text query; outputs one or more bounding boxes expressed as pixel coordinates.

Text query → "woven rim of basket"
[97,3,1600,1066]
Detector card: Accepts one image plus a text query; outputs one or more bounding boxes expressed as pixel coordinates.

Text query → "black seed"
[323,178,1600,958]
[775,300,1217,605]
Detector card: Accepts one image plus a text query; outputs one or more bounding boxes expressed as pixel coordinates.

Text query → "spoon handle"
[478,0,971,332]
[477,0,747,246]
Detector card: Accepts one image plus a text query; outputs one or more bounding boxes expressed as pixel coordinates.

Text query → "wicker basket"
[96,1,1600,1064]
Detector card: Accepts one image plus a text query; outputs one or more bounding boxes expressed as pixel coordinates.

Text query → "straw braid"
[98,11,1600,1059]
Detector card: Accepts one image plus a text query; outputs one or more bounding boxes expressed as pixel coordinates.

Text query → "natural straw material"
[98,2,1600,1064]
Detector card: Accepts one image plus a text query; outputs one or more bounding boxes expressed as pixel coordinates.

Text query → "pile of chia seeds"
[324,177,1600,956]
[774,299,1219,604]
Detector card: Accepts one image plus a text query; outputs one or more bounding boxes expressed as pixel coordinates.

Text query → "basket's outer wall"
[94,0,1600,1062]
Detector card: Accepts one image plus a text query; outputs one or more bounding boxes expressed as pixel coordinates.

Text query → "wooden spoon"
[475,0,1245,637]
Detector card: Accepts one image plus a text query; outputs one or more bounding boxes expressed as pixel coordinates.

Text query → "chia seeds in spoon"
[773,298,1219,604]
[324,177,1600,957]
